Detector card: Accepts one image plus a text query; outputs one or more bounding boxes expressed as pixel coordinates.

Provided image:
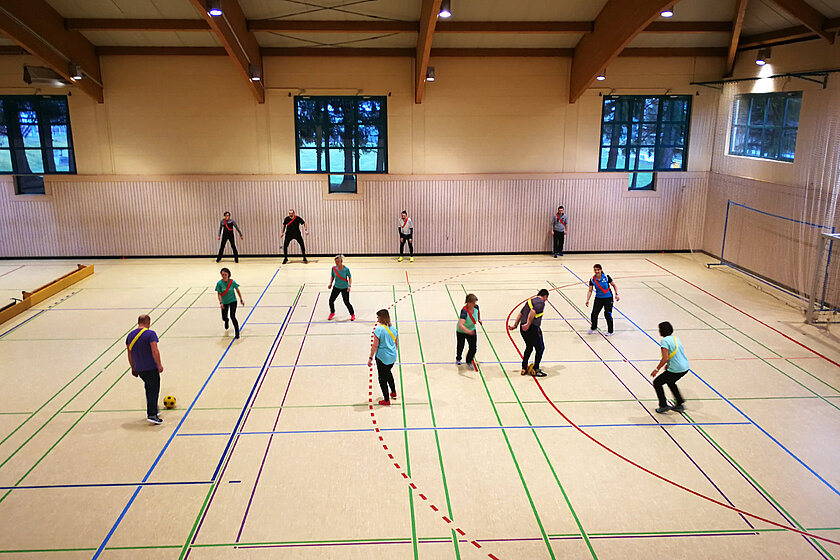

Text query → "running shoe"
[282,258,289,264]
[655,406,670,414]
[146,416,163,425]
[398,257,404,262]
[303,258,308,264]
[328,313,335,320]
[671,404,685,412]
[224,319,229,330]
[605,332,614,337]
[390,392,397,398]
[587,329,597,334]
[378,400,391,406]
[456,359,462,365]
[351,314,356,321]
[410,257,414,262]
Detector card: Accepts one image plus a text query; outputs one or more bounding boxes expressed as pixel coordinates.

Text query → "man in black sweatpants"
[508,288,550,377]
[217,211,243,263]
[282,209,308,264]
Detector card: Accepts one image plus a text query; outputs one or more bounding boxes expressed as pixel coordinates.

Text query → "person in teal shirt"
[456,293,481,367]
[368,309,398,406]
[327,255,355,321]
[215,267,245,339]
[650,321,689,413]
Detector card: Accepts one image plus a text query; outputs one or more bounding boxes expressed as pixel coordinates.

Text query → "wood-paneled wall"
[0,173,708,257]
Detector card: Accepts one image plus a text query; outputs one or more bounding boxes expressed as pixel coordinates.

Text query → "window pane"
[41,98,69,124]
[358,149,384,172]
[357,99,381,120]
[733,97,749,125]
[785,96,801,127]
[0,124,8,148]
[0,149,11,172]
[328,125,347,148]
[761,127,780,159]
[52,148,72,172]
[602,98,616,121]
[298,148,324,172]
[662,98,688,122]
[656,147,684,170]
[328,148,354,173]
[328,174,357,194]
[49,125,69,147]
[749,98,766,126]
[629,172,655,191]
[780,129,797,161]
[14,175,45,195]
[730,125,747,155]
[746,128,764,157]
[767,96,786,127]
[13,149,44,173]
[600,146,626,170]
[357,125,380,148]
[660,124,685,146]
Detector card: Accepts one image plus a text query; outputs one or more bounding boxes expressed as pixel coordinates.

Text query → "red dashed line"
[388,454,394,459]
[394,462,401,468]
[456,528,466,536]
[442,516,452,523]
[471,541,482,549]
[418,493,427,500]
[430,504,439,512]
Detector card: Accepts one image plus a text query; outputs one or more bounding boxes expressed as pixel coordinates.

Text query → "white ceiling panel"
[628,33,729,48]
[741,0,801,35]
[47,0,200,19]
[239,0,421,21]
[810,0,840,18]
[256,31,418,48]
[431,33,583,49]
[81,30,221,47]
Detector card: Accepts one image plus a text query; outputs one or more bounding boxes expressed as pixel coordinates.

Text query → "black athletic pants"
[400,233,414,256]
[375,358,396,401]
[653,370,687,408]
[283,233,306,258]
[217,233,238,262]
[329,287,354,315]
[520,326,544,370]
[222,301,240,337]
[137,369,160,418]
[456,331,477,364]
[591,297,614,333]
[552,231,565,255]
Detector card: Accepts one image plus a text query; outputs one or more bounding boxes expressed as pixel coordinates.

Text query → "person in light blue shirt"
[368,309,398,406]
[650,321,689,414]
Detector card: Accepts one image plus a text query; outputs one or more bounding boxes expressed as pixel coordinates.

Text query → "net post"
[708,199,731,268]
[807,232,828,324]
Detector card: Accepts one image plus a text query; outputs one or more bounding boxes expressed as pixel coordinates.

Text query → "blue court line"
[563,264,840,499]
[91,269,282,560]
[175,421,752,437]
[0,480,211,491]
[0,291,79,339]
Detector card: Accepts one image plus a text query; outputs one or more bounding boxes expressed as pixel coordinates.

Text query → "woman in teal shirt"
[368,309,398,406]
[650,321,689,413]
[327,254,355,321]
[216,267,245,339]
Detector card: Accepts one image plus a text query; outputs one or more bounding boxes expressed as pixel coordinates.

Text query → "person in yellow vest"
[456,293,482,368]
[507,289,549,377]
[650,321,690,414]
[216,267,245,339]
[125,314,164,425]
[368,309,398,406]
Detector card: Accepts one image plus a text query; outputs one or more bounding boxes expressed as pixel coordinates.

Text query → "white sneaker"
[587,329,597,334]
[604,332,614,337]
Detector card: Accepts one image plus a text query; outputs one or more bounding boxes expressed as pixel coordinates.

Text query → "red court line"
[504,291,840,548]
[646,259,840,370]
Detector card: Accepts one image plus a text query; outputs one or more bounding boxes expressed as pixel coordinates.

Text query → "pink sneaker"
[351,314,356,321]
[328,313,335,320]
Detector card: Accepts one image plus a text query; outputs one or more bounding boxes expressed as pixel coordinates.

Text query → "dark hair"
[224,211,230,216]
[593,264,602,270]
[558,206,564,210]
[658,321,674,337]
[377,309,391,326]
[465,293,477,303]
[220,267,231,276]
[537,288,550,297]
[401,210,407,214]
[138,314,151,326]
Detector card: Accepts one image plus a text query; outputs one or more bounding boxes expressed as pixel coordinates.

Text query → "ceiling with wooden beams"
[0,0,836,103]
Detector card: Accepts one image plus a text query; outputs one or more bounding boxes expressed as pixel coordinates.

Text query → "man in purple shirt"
[126,314,165,425]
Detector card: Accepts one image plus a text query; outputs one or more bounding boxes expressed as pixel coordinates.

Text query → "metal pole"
[821,226,836,311]
[807,232,828,324]
[719,199,731,264]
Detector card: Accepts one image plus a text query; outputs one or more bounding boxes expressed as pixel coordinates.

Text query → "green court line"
[447,285,592,560]
[404,278,461,560]
[0,289,207,505]
[648,281,840,402]
[177,284,305,560]
[0,287,181,462]
[393,285,419,560]
[550,281,835,560]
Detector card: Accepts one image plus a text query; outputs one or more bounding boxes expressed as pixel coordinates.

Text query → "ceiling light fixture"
[425,66,435,82]
[68,62,83,81]
[206,0,223,17]
[661,6,674,17]
[439,0,452,18]
[755,47,771,66]
[249,65,261,82]
[596,70,606,81]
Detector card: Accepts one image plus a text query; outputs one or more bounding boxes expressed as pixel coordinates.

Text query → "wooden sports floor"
[1,253,839,560]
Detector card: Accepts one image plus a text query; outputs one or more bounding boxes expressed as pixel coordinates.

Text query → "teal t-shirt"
[374,324,398,365]
[216,279,239,305]
[660,335,689,373]
[456,304,480,333]
[331,266,351,289]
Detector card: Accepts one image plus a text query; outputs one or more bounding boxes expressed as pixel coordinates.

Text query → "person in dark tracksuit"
[650,321,689,414]
[217,211,243,263]
[550,206,567,257]
[327,255,355,321]
[125,314,164,425]
[397,210,414,262]
[216,267,245,339]
[508,289,549,377]
[281,209,308,264]
[456,293,481,368]
[585,264,620,336]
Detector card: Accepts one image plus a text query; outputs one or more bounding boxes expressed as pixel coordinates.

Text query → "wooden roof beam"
[187,0,264,103]
[0,0,103,102]
[725,0,749,76]
[415,0,442,104]
[739,17,840,49]
[569,0,674,103]
[767,0,834,43]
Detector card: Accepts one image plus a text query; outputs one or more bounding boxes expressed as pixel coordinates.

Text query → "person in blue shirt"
[368,309,398,406]
[585,263,620,336]
[650,321,690,414]
[327,255,355,321]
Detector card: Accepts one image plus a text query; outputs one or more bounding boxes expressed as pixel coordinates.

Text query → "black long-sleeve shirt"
[219,219,243,236]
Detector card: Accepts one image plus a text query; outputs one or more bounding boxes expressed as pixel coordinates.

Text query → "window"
[729,91,801,162]
[294,96,387,190]
[0,95,76,175]
[14,175,45,195]
[599,95,691,190]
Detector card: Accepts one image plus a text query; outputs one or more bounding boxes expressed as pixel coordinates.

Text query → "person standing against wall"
[550,206,567,258]
[398,210,414,263]
[125,314,164,425]
[217,211,243,263]
[282,209,308,264]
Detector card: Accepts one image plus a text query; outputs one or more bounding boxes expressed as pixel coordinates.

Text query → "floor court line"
[91,268,282,560]
[562,264,840,500]
[0,290,80,340]
[0,264,24,278]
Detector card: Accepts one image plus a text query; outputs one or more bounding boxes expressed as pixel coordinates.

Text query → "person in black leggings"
[585,264,620,336]
[508,288,550,377]
[367,309,399,406]
[281,209,308,264]
[216,268,245,339]
[327,255,355,321]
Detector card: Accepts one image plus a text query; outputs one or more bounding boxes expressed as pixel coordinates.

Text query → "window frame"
[728,91,801,163]
[598,94,693,175]
[293,95,388,176]
[0,95,77,176]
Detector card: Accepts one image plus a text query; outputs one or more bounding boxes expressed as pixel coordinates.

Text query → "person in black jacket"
[216,212,243,263]
[281,209,308,264]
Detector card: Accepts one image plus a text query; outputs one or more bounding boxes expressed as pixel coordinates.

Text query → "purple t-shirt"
[126,328,159,372]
